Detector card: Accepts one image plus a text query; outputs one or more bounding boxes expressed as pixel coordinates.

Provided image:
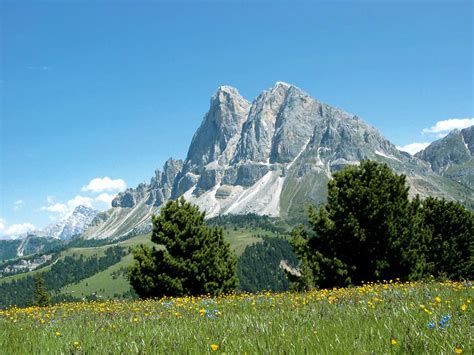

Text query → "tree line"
[237,236,298,292]
[130,161,473,298]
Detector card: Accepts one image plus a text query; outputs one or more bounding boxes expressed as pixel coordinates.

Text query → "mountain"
[35,205,99,241]
[82,159,183,239]
[415,126,473,190]
[0,206,98,259]
[82,83,473,239]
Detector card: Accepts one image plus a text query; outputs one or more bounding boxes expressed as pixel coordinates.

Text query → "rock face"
[416,126,473,190]
[1,254,54,276]
[173,86,251,197]
[82,83,474,239]
[112,158,184,208]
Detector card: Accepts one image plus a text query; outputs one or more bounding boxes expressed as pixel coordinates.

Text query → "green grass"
[0,281,471,354]
[223,227,273,256]
[60,254,134,299]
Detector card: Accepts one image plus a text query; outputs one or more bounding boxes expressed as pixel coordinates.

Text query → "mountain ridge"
[80,83,473,239]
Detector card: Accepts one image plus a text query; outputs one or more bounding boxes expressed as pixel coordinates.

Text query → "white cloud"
[42,203,68,215]
[13,200,24,211]
[81,177,126,193]
[42,195,93,218]
[5,223,36,236]
[422,118,474,136]
[396,142,430,156]
[67,195,94,209]
[397,118,474,156]
[0,220,36,239]
[46,195,55,204]
[95,193,116,207]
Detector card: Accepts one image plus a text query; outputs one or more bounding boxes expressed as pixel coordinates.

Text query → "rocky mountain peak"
[32,205,99,240]
[212,85,241,100]
[415,125,473,190]
[82,84,474,240]
[416,126,473,172]
[184,86,250,168]
[71,205,94,216]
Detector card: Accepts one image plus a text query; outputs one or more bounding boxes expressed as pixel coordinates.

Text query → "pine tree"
[419,197,474,279]
[33,275,50,307]
[129,197,237,298]
[291,161,423,288]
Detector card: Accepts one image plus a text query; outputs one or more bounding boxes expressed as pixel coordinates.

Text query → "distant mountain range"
[80,82,473,240]
[3,206,98,242]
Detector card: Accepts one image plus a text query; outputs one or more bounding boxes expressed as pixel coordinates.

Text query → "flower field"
[0,281,472,354]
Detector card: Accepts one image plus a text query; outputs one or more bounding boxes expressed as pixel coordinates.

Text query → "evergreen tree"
[129,197,237,298]
[419,197,474,279]
[33,275,50,307]
[291,161,422,288]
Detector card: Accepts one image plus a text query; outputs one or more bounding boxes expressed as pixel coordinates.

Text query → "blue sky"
[1,0,473,235]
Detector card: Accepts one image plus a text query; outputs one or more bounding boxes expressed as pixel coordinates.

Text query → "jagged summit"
[213,85,242,97]
[33,205,98,240]
[81,84,473,239]
[274,81,292,88]
[112,157,183,208]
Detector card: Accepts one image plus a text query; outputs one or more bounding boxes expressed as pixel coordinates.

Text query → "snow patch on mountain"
[36,205,99,240]
[375,150,401,162]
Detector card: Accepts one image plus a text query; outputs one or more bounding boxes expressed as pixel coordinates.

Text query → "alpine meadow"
[1,1,473,354]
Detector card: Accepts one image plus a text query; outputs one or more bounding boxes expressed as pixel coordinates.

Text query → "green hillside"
[0,225,281,304]
[59,227,274,299]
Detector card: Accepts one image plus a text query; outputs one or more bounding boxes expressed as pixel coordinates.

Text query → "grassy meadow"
[0,280,471,354]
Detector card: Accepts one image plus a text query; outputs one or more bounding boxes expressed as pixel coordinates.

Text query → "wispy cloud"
[13,200,24,211]
[422,118,474,137]
[82,177,126,193]
[396,142,430,155]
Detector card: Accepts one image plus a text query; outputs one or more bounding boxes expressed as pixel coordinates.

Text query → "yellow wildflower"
[55,331,61,337]
[460,304,467,311]
[210,344,219,351]
[455,346,463,354]
[73,341,80,348]
[435,296,442,303]
[390,338,398,346]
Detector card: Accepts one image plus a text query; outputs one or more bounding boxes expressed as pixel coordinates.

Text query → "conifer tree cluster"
[291,160,473,289]
[130,197,237,298]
